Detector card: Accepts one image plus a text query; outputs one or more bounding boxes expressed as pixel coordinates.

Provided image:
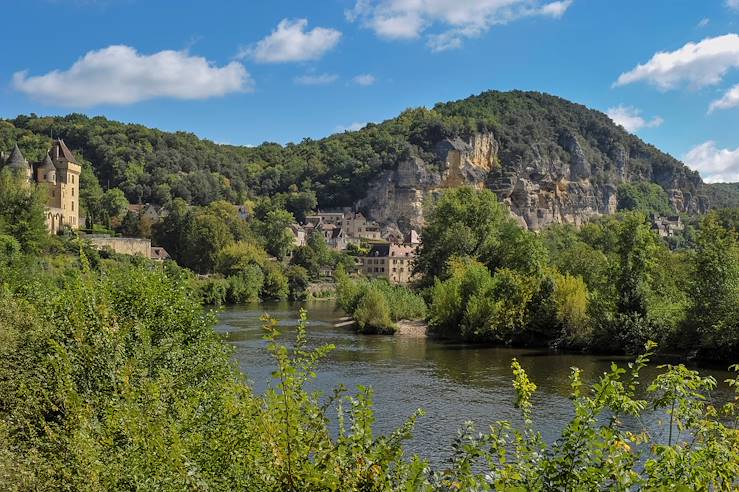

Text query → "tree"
[100,188,129,223]
[184,213,232,273]
[414,187,514,285]
[260,209,295,260]
[685,214,739,359]
[617,182,672,216]
[615,212,659,317]
[152,198,191,261]
[0,169,47,252]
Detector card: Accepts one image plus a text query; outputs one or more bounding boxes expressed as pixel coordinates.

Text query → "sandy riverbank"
[395,320,428,337]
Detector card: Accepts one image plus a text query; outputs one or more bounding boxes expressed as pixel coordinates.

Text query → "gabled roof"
[52,139,77,163]
[6,144,28,169]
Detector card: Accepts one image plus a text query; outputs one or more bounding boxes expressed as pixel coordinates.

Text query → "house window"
[72,202,74,211]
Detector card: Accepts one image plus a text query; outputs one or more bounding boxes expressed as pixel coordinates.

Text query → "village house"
[298,210,383,250]
[128,203,168,223]
[358,243,418,284]
[1,140,81,233]
[651,214,684,238]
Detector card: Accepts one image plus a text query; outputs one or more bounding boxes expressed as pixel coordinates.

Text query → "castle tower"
[36,153,58,207]
[50,139,81,229]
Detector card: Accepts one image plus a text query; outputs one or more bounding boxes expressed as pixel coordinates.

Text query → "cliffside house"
[651,214,684,238]
[1,140,81,234]
[358,243,418,284]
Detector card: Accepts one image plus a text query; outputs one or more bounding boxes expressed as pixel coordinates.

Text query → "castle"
[1,140,81,233]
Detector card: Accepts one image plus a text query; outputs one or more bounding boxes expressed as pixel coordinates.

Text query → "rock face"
[357,131,706,232]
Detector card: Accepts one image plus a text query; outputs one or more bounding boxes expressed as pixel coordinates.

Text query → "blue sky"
[1,0,739,181]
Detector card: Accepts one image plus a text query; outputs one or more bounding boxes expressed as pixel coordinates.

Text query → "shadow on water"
[215,300,736,466]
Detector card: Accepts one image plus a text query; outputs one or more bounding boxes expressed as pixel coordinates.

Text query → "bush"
[354,287,396,334]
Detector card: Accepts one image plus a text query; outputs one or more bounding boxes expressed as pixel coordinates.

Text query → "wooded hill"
[1,90,733,212]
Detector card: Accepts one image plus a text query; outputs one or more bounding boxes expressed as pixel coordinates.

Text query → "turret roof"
[6,144,28,169]
[39,153,56,170]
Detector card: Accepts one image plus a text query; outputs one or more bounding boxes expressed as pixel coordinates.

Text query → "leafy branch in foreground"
[427,342,738,491]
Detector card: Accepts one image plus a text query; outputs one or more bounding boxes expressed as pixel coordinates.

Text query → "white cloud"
[346,0,572,51]
[353,73,376,86]
[606,105,663,133]
[294,73,339,85]
[240,18,341,63]
[336,122,367,132]
[697,18,710,28]
[614,34,739,90]
[728,0,739,11]
[12,45,250,107]
[710,83,739,112]
[684,141,739,183]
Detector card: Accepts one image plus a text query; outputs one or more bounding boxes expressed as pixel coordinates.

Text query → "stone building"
[358,243,418,284]
[1,140,81,233]
[301,211,383,250]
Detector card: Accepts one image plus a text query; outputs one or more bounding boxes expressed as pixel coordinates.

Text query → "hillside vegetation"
[1,91,718,217]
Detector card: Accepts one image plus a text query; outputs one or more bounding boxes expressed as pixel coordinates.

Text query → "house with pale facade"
[1,140,81,234]
[358,243,418,284]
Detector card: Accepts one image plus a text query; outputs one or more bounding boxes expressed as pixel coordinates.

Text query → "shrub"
[354,286,396,334]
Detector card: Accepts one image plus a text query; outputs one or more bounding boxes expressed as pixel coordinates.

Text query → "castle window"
[72,202,74,211]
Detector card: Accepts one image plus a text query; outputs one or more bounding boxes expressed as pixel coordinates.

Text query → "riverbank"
[395,320,428,337]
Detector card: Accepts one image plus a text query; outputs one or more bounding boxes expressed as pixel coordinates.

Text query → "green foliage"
[354,287,396,334]
[684,213,739,359]
[414,187,546,285]
[428,259,538,343]
[3,91,701,216]
[431,344,739,491]
[0,246,736,489]
[0,169,48,252]
[617,181,672,215]
[337,268,427,334]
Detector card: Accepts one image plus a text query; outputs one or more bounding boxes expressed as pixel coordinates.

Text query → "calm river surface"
[215,300,735,465]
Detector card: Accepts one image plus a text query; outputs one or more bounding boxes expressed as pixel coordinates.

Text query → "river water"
[215,300,735,466]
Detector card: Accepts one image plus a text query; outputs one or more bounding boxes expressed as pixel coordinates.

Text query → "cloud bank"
[684,141,739,183]
[346,0,573,52]
[614,34,739,90]
[606,105,664,133]
[13,45,251,107]
[241,19,342,63]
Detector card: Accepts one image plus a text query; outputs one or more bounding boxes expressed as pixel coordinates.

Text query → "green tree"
[685,214,739,359]
[414,187,518,284]
[260,209,296,260]
[617,181,672,215]
[100,188,129,222]
[184,213,232,273]
[0,169,48,252]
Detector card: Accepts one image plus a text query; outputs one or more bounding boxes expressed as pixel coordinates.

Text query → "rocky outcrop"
[357,130,707,233]
[356,133,496,232]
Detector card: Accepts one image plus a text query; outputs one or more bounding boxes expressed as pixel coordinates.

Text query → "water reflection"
[216,300,735,465]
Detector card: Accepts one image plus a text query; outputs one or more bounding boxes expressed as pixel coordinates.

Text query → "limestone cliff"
[355,91,708,232]
[357,130,706,232]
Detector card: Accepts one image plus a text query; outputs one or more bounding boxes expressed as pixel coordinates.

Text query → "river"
[215,300,736,466]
